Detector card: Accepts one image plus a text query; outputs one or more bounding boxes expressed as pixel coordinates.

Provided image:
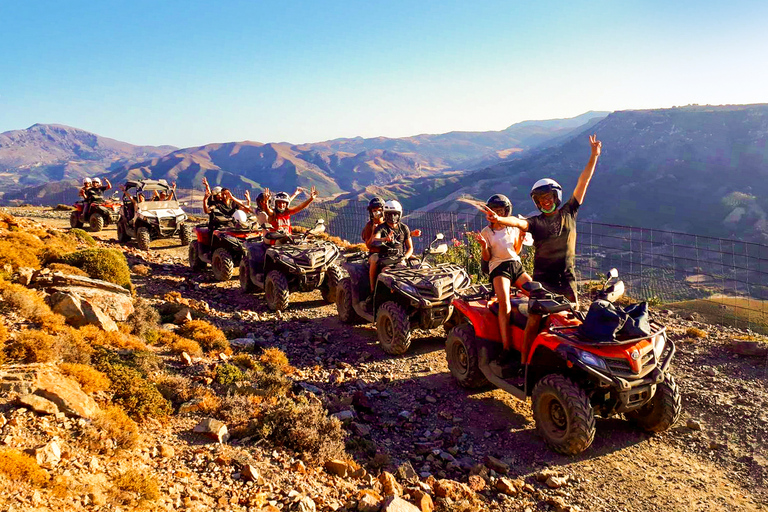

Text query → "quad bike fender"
[195,226,211,245]
[451,298,501,341]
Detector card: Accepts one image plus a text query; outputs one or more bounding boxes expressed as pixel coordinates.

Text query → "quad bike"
[337,233,471,355]
[70,192,121,232]
[116,179,192,251]
[188,216,262,282]
[239,219,344,311]
[445,269,681,455]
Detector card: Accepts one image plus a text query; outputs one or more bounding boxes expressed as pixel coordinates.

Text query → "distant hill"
[376,104,768,243]
[0,124,176,194]
[3,112,605,203]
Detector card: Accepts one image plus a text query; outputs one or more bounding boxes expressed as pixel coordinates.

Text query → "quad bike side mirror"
[608,268,618,279]
[434,233,444,240]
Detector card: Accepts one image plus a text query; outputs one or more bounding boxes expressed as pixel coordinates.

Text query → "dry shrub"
[0,279,66,332]
[93,406,140,450]
[4,330,61,363]
[75,324,147,351]
[36,231,80,265]
[111,469,160,503]
[54,204,73,211]
[0,239,40,272]
[126,297,160,339]
[218,394,263,436]
[189,387,222,414]
[0,323,8,344]
[686,327,708,339]
[260,347,293,374]
[155,330,203,356]
[60,248,131,289]
[254,395,345,463]
[131,264,151,276]
[59,363,111,393]
[154,373,194,406]
[230,353,261,371]
[0,448,49,487]
[68,228,96,247]
[46,263,89,276]
[176,319,231,354]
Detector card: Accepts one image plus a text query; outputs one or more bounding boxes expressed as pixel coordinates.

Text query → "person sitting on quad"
[78,178,92,200]
[361,197,386,296]
[254,189,274,228]
[152,181,176,201]
[83,177,112,221]
[474,194,532,370]
[202,178,251,230]
[366,200,413,306]
[484,134,602,365]
[267,186,318,236]
[120,184,146,226]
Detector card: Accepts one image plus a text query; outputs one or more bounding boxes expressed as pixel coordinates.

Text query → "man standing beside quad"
[483,134,601,367]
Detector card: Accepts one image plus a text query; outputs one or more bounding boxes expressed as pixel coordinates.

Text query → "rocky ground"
[2,207,768,511]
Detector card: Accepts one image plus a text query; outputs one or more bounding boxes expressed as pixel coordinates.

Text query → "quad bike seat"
[489,297,530,330]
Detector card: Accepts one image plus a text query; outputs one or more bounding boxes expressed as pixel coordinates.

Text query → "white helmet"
[92,177,102,186]
[530,178,562,213]
[383,200,403,224]
[232,209,248,227]
[211,186,223,195]
[83,178,92,186]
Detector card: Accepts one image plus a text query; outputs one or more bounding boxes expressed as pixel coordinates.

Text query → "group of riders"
[191,134,602,372]
[80,135,601,372]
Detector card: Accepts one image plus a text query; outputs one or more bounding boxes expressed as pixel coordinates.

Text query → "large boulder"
[50,291,118,332]
[0,364,100,419]
[35,272,134,324]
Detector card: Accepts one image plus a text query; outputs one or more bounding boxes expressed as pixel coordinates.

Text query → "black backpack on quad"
[239,219,344,312]
[70,193,121,232]
[336,233,471,355]
[116,179,192,251]
[189,217,262,282]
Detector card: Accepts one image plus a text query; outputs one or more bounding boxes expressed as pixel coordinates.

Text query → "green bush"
[214,363,247,386]
[60,248,132,289]
[68,228,97,247]
[92,349,171,420]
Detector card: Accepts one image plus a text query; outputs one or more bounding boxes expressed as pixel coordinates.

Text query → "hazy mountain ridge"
[0,124,176,192]
[2,112,605,203]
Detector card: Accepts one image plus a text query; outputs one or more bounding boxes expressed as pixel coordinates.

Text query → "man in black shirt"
[484,135,601,365]
[202,178,251,230]
[83,177,112,220]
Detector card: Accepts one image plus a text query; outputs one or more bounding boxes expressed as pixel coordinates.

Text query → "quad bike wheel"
[180,224,192,247]
[137,227,151,251]
[626,373,682,433]
[70,212,83,229]
[116,221,129,244]
[212,248,235,281]
[188,241,206,270]
[376,301,412,355]
[532,374,596,455]
[320,264,344,304]
[265,270,289,311]
[446,324,488,388]
[89,213,104,232]
[336,277,364,325]
[239,259,256,293]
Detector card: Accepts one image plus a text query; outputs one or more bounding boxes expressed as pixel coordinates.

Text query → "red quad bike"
[70,192,121,232]
[188,218,262,282]
[445,269,681,455]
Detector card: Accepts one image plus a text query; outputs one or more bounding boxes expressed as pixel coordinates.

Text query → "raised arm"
[261,188,274,216]
[572,134,602,205]
[483,205,529,230]
[287,185,317,215]
[224,190,252,213]
[203,191,211,214]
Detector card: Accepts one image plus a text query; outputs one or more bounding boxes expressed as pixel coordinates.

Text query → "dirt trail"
[16,211,768,510]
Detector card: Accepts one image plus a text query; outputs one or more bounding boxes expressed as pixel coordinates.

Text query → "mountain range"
[0,112,607,202]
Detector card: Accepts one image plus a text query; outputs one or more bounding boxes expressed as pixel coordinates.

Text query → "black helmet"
[274,192,291,213]
[486,194,512,216]
[367,196,385,220]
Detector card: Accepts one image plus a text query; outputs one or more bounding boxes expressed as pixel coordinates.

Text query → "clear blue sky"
[1,0,766,148]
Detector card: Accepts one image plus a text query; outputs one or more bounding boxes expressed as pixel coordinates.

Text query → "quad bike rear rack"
[548,322,667,346]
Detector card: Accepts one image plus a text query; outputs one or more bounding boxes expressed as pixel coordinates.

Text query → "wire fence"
[10,186,768,334]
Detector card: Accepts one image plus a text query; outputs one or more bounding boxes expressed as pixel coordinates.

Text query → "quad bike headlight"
[574,348,608,371]
[398,283,419,297]
[279,254,294,264]
[653,333,666,360]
